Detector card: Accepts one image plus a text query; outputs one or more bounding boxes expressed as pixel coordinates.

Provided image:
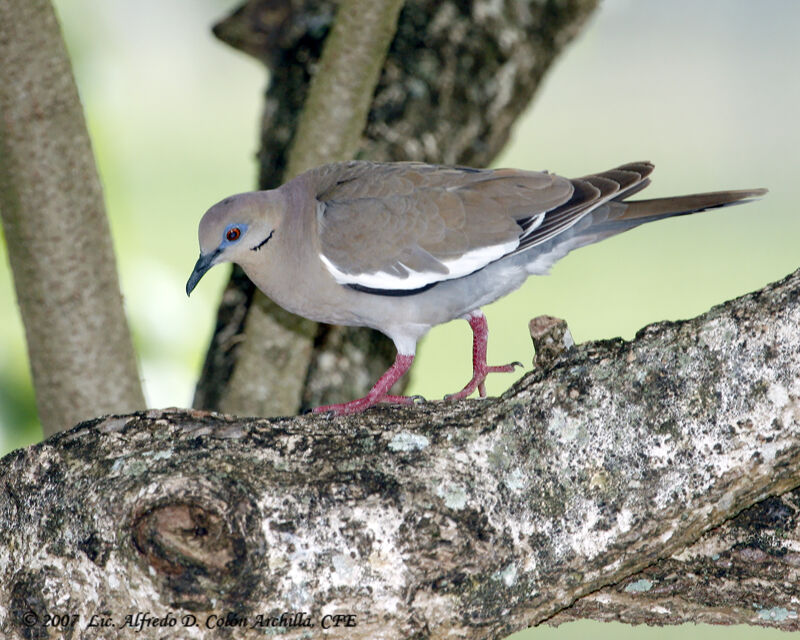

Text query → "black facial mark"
[251,230,274,252]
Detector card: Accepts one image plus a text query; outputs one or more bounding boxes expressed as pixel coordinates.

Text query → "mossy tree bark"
[2,267,799,639]
[0,0,145,437]
[193,0,600,415]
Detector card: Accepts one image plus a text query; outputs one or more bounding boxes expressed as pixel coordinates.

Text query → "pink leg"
[313,353,417,415]
[445,310,521,401]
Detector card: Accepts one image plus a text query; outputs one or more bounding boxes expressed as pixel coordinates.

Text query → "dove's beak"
[186,252,216,296]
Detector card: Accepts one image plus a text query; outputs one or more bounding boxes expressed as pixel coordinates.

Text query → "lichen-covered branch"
[550,489,800,628]
[2,267,799,639]
[0,0,145,436]
[193,0,599,414]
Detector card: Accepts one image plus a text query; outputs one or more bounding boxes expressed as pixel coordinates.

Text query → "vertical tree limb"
[285,0,406,177]
[0,0,145,436]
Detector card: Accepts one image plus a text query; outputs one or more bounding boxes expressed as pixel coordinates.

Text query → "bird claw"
[310,406,340,417]
[312,400,369,416]
[444,385,478,402]
[486,361,523,374]
[379,394,426,406]
[312,393,426,415]
[446,360,523,401]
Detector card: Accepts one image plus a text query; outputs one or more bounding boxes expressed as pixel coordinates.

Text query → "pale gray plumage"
[187,160,766,414]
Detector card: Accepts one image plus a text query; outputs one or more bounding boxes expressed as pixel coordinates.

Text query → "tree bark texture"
[3,267,799,639]
[284,0,406,178]
[193,0,599,415]
[0,0,146,436]
[549,490,800,627]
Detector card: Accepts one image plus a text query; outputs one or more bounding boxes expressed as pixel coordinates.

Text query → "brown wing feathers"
[513,162,654,254]
[315,160,765,289]
[317,162,569,278]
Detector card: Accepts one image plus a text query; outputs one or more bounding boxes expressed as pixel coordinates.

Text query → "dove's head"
[186,191,283,296]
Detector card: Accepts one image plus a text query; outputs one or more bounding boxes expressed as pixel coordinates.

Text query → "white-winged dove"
[187,161,765,414]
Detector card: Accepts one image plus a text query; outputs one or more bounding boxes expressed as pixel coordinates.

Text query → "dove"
[187,160,765,414]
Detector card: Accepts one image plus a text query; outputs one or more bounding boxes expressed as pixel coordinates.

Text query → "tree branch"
[284,0,406,177]
[2,267,799,638]
[550,489,800,628]
[0,0,145,436]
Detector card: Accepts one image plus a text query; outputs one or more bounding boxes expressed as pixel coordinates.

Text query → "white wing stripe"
[519,212,546,239]
[320,238,519,290]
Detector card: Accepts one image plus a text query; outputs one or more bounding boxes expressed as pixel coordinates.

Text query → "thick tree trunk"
[0,0,146,436]
[2,267,798,639]
[192,0,599,414]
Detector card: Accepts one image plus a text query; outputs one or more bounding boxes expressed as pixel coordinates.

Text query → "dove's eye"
[225,227,241,242]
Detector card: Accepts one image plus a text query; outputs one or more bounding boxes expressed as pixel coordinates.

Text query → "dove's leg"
[445,310,521,401]
[313,353,418,415]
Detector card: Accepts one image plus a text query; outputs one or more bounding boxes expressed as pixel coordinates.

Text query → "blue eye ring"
[222,222,247,244]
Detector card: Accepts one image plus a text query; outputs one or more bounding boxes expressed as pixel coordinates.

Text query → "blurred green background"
[0,0,797,636]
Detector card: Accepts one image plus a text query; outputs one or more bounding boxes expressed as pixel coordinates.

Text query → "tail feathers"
[520,167,766,276]
[619,188,768,222]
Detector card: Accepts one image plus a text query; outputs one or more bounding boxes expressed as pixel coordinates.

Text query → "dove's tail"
[618,187,768,224]
[519,161,766,275]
